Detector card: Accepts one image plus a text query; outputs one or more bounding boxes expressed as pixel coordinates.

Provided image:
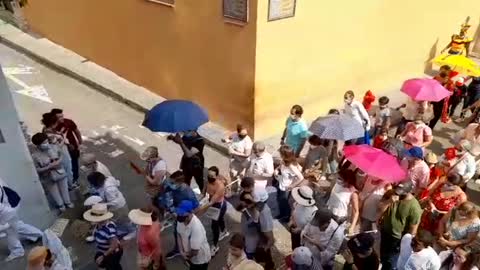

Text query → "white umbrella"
[309,114,364,141]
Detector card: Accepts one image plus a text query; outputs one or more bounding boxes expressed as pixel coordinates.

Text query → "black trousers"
[290,231,301,250]
[380,231,401,270]
[95,249,123,270]
[429,102,444,129]
[449,96,463,117]
[69,148,80,182]
[276,187,291,220]
[254,248,275,270]
[190,263,208,270]
[183,167,204,191]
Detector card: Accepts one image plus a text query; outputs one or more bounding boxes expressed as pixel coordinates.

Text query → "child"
[372,96,391,138]
[87,172,136,241]
[450,77,467,118]
[373,128,389,149]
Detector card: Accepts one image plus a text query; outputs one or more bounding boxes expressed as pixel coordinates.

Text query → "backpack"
[0,185,21,208]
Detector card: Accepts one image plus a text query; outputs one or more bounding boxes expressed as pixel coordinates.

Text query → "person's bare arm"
[281,128,287,145]
[422,135,433,147]
[74,128,83,145]
[146,170,166,186]
[262,231,275,250]
[349,192,360,234]
[408,223,419,235]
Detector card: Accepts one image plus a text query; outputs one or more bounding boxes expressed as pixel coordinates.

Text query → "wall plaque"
[223,0,249,23]
[268,0,296,21]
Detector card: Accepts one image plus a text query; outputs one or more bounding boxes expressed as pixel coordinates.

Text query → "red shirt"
[373,135,387,149]
[56,118,80,149]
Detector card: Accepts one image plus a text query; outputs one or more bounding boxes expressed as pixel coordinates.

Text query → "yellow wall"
[254,0,480,140]
[24,0,257,133]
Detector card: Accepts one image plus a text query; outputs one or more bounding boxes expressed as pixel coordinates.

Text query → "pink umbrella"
[401,78,451,102]
[343,145,407,183]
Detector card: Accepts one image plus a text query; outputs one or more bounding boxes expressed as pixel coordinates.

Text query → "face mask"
[176,215,188,223]
[39,142,50,150]
[238,134,247,140]
[169,183,180,190]
[399,194,408,200]
[208,177,216,183]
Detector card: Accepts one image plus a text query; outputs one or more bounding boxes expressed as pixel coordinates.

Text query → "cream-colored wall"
[254,0,480,140]
[24,0,257,134]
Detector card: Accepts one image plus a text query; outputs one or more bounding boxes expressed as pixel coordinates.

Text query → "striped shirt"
[94,221,117,254]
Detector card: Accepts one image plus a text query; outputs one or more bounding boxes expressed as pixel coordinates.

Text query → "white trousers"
[4,216,43,256]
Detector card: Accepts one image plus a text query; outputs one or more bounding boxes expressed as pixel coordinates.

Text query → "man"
[455,122,480,156]
[302,207,345,270]
[0,178,43,262]
[246,142,274,190]
[281,105,310,157]
[441,19,473,56]
[451,140,476,183]
[343,232,379,270]
[239,189,275,270]
[379,181,423,270]
[289,246,323,270]
[140,146,168,198]
[240,177,255,194]
[303,135,328,173]
[51,108,82,185]
[165,171,200,259]
[405,147,430,195]
[344,91,371,144]
[171,131,205,192]
[81,153,112,178]
[397,231,440,270]
[224,125,253,192]
[176,200,211,270]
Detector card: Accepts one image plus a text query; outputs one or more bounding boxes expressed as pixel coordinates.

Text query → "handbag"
[1,185,21,208]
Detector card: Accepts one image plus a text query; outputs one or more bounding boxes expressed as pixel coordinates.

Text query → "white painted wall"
[0,64,53,228]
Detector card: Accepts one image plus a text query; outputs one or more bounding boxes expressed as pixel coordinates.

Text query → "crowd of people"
[2,63,480,270]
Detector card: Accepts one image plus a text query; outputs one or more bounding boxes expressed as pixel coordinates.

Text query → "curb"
[0,21,233,155]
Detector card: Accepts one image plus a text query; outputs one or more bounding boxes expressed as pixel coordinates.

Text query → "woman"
[439,246,479,270]
[31,132,73,212]
[419,173,467,234]
[273,145,304,220]
[202,166,229,256]
[437,201,480,250]
[224,233,263,270]
[420,152,443,200]
[42,113,74,188]
[358,175,388,232]
[400,115,433,150]
[128,207,164,270]
[84,203,123,270]
[289,186,317,249]
[326,167,359,235]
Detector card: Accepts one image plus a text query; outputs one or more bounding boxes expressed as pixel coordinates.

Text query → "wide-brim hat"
[425,152,438,164]
[292,186,315,206]
[83,203,113,223]
[128,209,153,226]
[27,246,48,268]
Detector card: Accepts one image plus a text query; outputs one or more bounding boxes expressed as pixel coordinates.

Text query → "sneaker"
[210,245,219,256]
[66,203,75,209]
[0,232,6,238]
[58,206,66,212]
[122,231,136,241]
[5,252,24,262]
[219,230,230,241]
[85,235,95,243]
[69,183,80,191]
[166,250,181,260]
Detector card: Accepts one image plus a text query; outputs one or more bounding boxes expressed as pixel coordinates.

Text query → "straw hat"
[83,203,113,223]
[425,152,438,164]
[291,186,315,206]
[128,209,153,226]
[27,246,48,269]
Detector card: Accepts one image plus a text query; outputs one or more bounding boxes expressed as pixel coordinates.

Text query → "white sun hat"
[291,186,315,206]
[83,203,113,223]
[128,209,153,226]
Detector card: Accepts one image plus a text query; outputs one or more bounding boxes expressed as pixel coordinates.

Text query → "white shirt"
[0,178,17,225]
[402,99,433,122]
[247,152,274,181]
[344,100,371,130]
[292,204,317,230]
[302,219,345,265]
[327,183,354,218]
[374,107,392,127]
[397,234,441,270]
[360,178,385,221]
[229,134,253,162]
[457,123,480,156]
[177,215,211,264]
[152,159,167,181]
[275,163,303,191]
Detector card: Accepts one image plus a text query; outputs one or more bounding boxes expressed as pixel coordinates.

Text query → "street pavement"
[0,42,297,270]
[0,40,472,270]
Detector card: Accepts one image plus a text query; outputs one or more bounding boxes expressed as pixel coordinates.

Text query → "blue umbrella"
[142,100,209,132]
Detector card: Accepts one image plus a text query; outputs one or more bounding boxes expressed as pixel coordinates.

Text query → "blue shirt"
[94,221,117,254]
[159,183,199,213]
[285,117,310,153]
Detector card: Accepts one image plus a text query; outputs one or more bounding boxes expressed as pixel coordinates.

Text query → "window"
[223,0,249,24]
[146,0,174,7]
[268,0,296,21]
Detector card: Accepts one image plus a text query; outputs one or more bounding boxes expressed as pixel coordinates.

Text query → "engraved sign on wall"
[223,0,249,23]
[268,0,296,21]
